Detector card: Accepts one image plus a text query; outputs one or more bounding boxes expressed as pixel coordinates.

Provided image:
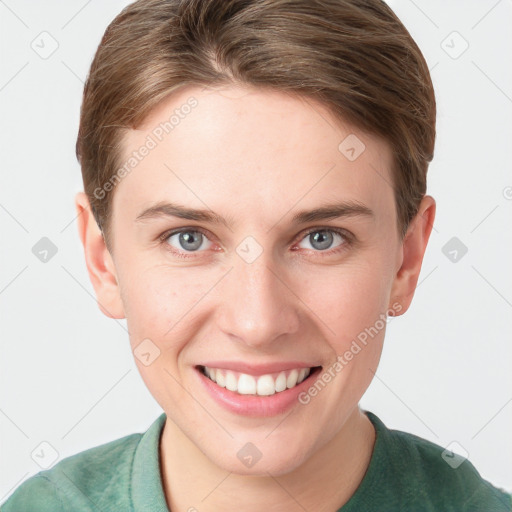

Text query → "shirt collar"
[129,410,385,512]
[131,412,169,512]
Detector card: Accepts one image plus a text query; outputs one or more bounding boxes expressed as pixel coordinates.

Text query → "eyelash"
[157,226,353,259]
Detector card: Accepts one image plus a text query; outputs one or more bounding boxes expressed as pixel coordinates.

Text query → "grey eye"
[298,230,345,251]
[167,230,211,252]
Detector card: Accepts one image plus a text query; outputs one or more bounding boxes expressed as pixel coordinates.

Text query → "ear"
[74,192,125,319]
[389,195,436,316]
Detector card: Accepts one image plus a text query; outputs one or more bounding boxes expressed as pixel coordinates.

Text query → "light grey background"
[1,0,511,502]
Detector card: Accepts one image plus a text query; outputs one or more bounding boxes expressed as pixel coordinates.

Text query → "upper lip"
[196,361,321,377]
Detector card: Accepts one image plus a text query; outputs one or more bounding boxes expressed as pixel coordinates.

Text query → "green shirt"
[2,411,510,511]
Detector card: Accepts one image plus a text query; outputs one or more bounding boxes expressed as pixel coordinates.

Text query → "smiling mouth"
[196,365,322,396]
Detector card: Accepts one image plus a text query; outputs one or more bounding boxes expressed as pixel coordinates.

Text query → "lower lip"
[194,366,322,417]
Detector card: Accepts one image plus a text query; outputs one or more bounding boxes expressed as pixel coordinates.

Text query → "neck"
[160,406,376,512]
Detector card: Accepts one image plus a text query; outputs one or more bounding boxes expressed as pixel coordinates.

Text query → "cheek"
[298,257,393,339]
[123,278,173,338]
[119,266,207,402]
[119,264,216,347]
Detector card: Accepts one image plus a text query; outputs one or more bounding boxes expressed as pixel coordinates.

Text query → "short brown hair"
[76,0,436,251]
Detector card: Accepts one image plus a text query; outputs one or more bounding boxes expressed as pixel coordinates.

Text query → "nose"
[216,249,301,350]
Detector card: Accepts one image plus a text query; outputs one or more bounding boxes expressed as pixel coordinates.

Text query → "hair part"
[76,0,436,252]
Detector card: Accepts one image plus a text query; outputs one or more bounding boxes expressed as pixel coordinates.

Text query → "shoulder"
[0,474,65,512]
[1,431,142,512]
[367,412,512,511]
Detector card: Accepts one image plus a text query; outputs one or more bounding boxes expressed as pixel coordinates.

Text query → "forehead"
[114,84,395,227]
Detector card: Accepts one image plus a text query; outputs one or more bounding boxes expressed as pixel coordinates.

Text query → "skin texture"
[75,84,435,512]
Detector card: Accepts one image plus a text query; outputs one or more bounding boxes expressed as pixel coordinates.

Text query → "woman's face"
[102,84,409,475]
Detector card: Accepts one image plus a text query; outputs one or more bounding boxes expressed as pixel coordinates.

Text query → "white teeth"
[256,375,276,396]
[215,369,226,388]
[202,366,313,396]
[275,372,287,392]
[237,374,256,395]
[287,369,299,389]
[225,371,238,392]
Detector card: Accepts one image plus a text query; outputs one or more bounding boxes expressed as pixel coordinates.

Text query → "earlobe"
[388,195,436,315]
[74,192,125,319]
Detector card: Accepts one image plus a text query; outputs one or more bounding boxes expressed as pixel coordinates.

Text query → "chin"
[211,444,309,477]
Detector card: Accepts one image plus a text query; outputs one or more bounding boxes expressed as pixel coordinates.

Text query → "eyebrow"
[135,200,374,228]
